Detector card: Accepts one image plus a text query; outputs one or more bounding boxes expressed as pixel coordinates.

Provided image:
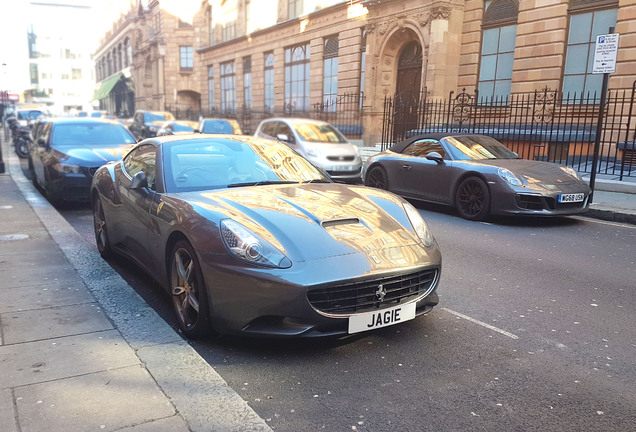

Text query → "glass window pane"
[569,13,592,44]
[592,9,618,41]
[482,28,499,55]
[496,52,514,79]
[499,25,517,52]
[562,75,585,98]
[584,73,603,98]
[480,55,496,80]
[493,80,511,101]
[478,81,494,101]
[564,44,588,74]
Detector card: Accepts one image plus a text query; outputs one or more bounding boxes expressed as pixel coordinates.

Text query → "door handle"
[401,165,411,170]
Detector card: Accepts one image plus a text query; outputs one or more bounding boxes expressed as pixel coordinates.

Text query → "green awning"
[93,73,123,101]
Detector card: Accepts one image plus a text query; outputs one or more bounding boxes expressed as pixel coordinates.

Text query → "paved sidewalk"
[0,140,271,431]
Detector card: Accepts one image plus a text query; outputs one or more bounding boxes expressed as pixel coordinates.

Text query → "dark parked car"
[128,110,175,140]
[91,135,441,338]
[29,118,136,206]
[157,120,199,136]
[364,133,592,221]
[196,118,242,135]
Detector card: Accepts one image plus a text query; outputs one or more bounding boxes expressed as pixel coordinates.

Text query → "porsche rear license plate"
[558,193,585,203]
[348,303,416,334]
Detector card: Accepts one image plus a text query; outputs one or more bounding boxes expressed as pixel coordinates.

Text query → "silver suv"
[254,118,362,182]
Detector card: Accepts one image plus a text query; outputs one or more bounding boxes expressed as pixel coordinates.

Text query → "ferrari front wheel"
[169,240,211,339]
[455,176,490,221]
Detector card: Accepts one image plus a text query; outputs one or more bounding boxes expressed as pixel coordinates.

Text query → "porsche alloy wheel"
[170,240,211,339]
[366,166,389,190]
[93,197,112,258]
[456,176,490,221]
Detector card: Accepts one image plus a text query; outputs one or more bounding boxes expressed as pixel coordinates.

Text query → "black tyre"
[92,196,113,258]
[455,176,490,221]
[15,138,29,158]
[169,240,211,339]
[365,165,389,190]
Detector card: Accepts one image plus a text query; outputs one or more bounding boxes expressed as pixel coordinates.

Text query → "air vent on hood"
[321,218,361,228]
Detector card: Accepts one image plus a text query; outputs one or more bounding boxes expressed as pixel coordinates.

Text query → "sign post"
[589,30,619,203]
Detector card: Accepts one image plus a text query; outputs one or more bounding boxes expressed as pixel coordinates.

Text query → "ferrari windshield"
[443,135,519,160]
[164,137,330,192]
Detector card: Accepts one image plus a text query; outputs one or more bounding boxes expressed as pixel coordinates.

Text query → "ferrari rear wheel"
[365,166,389,190]
[93,196,113,258]
[170,240,211,339]
[456,176,490,221]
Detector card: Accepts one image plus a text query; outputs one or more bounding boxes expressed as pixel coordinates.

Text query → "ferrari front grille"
[307,269,438,315]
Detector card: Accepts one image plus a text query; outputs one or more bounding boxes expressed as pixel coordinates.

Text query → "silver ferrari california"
[91,135,441,338]
[364,134,592,221]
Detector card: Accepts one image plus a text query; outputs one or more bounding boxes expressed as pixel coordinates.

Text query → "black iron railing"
[381,84,636,178]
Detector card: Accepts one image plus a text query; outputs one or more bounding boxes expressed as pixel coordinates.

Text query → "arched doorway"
[393,41,423,140]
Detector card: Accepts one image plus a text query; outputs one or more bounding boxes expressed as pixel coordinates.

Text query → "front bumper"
[489,181,591,216]
[199,244,442,337]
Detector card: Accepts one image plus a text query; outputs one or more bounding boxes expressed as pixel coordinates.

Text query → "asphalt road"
[22,162,636,432]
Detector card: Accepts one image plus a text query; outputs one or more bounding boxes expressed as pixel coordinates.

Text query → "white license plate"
[558,193,585,203]
[348,303,416,334]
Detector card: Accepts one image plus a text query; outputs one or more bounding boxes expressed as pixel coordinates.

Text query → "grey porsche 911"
[91,134,441,339]
[364,134,592,221]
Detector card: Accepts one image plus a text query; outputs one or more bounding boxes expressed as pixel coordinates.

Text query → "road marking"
[571,216,636,229]
[442,307,519,340]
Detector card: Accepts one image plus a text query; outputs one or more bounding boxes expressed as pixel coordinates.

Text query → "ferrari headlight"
[52,163,81,174]
[403,202,434,247]
[561,166,581,180]
[220,219,291,268]
[498,167,523,186]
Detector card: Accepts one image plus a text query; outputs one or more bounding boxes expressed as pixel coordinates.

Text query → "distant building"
[95,0,636,145]
[24,1,96,114]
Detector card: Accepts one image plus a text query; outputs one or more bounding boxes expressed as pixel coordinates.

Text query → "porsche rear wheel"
[93,196,112,258]
[365,166,389,190]
[455,176,490,221]
[170,240,211,339]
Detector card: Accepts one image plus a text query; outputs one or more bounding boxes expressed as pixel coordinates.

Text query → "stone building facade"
[94,0,636,146]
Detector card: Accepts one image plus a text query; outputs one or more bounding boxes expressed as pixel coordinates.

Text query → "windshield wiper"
[227,180,299,188]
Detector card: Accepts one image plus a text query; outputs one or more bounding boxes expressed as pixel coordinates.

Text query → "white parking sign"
[593,33,619,74]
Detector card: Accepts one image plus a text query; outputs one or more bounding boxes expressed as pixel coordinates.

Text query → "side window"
[123,144,157,190]
[260,121,277,138]
[277,122,295,144]
[404,139,445,158]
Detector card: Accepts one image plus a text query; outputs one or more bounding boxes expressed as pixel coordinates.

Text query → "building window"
[208,66,215,112]
[289,0,303,19]
[222,21,236,41]
[284,43,310,112]
[478,24,516,101]
[209,8,216,45]
[360,29,366,106]
[220,61,236,113]
[124,38,130,67]
[243,57,252,110]
[563,7,618,99]
[323,36,339,112]
[72,68,82,80]
[30,63,38,85]
[180,46,193,71]
[264,52,274,112]
[221,0,237,42]
[478,0,518,102]
[107,53,112,76]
